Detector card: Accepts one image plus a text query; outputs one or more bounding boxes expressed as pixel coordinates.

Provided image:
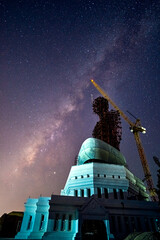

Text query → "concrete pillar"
[77,189,80,197]
[15,198,38,239]
[70,189,74,196]
[123,190,128,200]
[84,188,87,197]
[94,187,98,195]
[90,187,94,196]
[28,197,50,239]
[74,219,79,233]
[108,188,112,199]
[46,219,54,232]
[104,220,112,240]
[65,215,69,231]
[63,217,67,231]
[58,215,61,231]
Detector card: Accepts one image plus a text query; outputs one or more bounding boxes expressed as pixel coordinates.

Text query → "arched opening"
[81,219,107,240]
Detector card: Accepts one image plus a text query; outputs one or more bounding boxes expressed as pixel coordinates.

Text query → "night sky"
[0,0,160,216]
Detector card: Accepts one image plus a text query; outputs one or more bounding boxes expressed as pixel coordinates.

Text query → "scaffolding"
[92,97,122,151]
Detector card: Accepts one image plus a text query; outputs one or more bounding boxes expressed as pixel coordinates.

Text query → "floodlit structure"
[15,137,160,240]
[15,97,160,240]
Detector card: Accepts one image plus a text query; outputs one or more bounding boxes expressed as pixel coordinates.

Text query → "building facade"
[15,138,160,240]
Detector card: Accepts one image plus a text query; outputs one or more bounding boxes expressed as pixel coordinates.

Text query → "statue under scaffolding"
[92,97,122,151]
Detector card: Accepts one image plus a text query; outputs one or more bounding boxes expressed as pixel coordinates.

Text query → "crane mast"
[91,79,158,202]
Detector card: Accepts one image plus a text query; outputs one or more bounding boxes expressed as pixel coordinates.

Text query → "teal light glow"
[77,138,126,166]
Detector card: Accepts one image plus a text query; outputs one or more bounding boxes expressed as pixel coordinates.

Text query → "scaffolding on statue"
[92,97,122,151]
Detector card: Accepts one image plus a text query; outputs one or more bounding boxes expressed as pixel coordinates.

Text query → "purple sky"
[0,0,160,216]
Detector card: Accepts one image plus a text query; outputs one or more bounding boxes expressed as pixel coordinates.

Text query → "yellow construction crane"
[91,79,158,202]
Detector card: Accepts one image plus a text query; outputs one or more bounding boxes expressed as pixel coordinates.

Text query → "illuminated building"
[15,97,160,239]
[15,138,160,240]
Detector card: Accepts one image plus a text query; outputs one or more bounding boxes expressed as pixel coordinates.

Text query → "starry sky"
[0,0,160,216]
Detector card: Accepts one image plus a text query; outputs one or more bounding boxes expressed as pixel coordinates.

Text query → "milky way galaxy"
[0,0,160,216]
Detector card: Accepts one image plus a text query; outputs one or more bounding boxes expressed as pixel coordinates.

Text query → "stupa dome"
[77,138,126,166]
